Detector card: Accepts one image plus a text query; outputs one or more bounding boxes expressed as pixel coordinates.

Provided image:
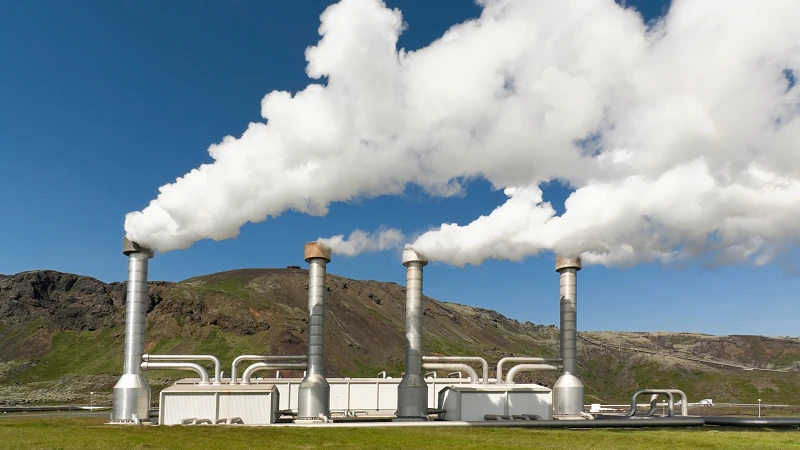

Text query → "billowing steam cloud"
[125,0,800,268]
[319,228,405,257]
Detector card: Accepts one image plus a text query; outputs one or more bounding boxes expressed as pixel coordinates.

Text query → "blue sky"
[1,0,797,337]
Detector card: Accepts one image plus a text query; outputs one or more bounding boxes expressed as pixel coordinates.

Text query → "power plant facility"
[4,0,800,444]
[111,237,782,429]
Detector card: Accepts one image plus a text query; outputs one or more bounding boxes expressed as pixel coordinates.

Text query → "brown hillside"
[0,269,798,406]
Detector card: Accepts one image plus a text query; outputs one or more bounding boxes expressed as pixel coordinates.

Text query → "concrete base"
[111,374,151,422]
[294,418,329,424]
[553,373,584,419]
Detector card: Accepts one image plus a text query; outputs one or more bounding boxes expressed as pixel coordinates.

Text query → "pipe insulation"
[496,357,562,384]
[396,248,429,419]
[231,355,308,385]
[422,356,489,384]
[111,238,154,423]
[422,363,479,383]
[297,242,332,421]
[505,364,562,384]
[141,354,222,385]
[241,362,310,384]
[553,256,585,419]
[140,362,211,385]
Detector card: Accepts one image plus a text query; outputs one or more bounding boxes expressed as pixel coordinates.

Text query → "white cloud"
[125,0,800,269]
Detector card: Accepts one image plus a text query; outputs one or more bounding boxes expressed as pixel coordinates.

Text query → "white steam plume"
[319,228,406,256]
[125,0,800,269]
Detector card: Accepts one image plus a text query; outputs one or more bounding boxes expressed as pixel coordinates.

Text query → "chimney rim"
[305,242,332,263]
[402,248,428,266]
[555,255,581,272]
[123,237,154,258]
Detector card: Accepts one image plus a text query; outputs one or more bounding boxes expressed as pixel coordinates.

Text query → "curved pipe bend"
[423,356,489,384]
[241,362,309,385]
[230,355,308,385]
[422,363,479,383]
[505,364,561,384]
[142,354,221,385]
[140,361,210,385]
[497,357,562,384]
[627,389,679,417]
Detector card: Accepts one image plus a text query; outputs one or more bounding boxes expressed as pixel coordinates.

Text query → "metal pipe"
[497,357,562,384]
[142,354,222,385]
[626,389,675,417]
[112,238,154,423]
[241,362,309,384]
[702,417,800,428]
[140,361,210,385]
[625,389,689,417]
[422,363,479,383]
[230,355,307,384]
[553,256,585,419]
[505,364,561,384]
[458,417,706,428]
[644,395,659,417]
[664,389,689,417]
[397,248,428,419]
[297,242,332,421]
[422,356,489,384]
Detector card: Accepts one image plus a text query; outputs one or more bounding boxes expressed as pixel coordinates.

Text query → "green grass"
[192,279,250,298]
[0,416,798,449]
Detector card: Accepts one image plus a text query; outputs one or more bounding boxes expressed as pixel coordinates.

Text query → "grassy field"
[0,415,798,450]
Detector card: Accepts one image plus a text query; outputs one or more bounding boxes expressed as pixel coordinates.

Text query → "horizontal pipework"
[141,354,222,385]
[231,355,308,385]
[140,361,210,385]
[241,362,309,384]
[422,356,488,384]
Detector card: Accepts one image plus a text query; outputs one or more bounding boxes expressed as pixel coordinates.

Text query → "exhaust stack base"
[111,374,151,423]
[553,373,585,420]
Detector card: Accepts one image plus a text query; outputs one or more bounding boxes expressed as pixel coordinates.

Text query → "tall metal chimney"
[111,238,154,423]
[396,248,428,420]
[296,242,332,421]
[553,256,584,419]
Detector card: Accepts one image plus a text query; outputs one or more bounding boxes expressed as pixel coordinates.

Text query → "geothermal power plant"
[109,238,798,429]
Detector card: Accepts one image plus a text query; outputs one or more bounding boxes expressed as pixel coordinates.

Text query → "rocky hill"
[1,269,799,407]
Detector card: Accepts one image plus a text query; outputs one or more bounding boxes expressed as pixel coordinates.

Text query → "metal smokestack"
[111,238,154,423]
[297,242,332,421]
[553,256,585,419]
[396,248,428,420]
